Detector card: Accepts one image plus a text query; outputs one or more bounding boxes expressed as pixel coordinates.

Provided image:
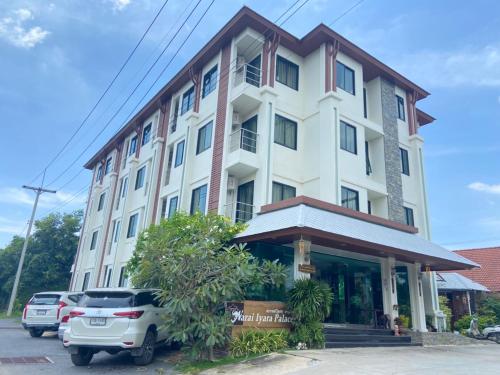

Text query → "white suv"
[63,288,171,366]
[22,291,83,338]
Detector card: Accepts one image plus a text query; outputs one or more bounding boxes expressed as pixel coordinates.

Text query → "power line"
[328,0,365,26]
[28,0,172,186]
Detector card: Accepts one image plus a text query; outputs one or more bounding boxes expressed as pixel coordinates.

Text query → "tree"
[127,212,287,360]
[0,211,82,310]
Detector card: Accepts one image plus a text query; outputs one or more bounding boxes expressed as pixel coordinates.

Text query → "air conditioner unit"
[236,55,246,68]
[232,112,241,128]
[227,176,237,191]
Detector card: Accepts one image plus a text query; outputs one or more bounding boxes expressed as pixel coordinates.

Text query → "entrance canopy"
[235,196,477,271]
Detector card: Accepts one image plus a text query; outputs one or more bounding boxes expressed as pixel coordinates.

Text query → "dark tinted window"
[135,292,161,307]
[30,294,61,305]
[68,294,83,304]
[336,61,355,95]
[79,292,134,308]
[276,55,299,90]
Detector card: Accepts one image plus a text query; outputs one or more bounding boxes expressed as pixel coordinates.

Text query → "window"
[365,141,372,175]
[174,140,185,167]
[404,207,415,227]
[105,157,113,175]
[90,230,98,250]
[95,165,102,182]
[142,123,152,146]
[276,55,299,90]
[272,182,296,203]
[82,272,90,291]
[190,185,207,214]
[105,266,112,288]
[341,187,359,211]
[340,121,357,154]
[97,192,106,211]
[127,213,139,238]
[121,177,128,198]
[336,61,355,95]
[168,196,178,218]
[181,86,195,115]
[128,135,137,156]
[135,166,146,190]
[363,88,368,118]
[368,200,372,215]
[396,95,405,121]
[112,220,121,243]
[202,65,217,98]
[118,267,127,287]
[274,114,297,150]
[196,121,213,154]
[400,147,410,176]
[161,198,168,219]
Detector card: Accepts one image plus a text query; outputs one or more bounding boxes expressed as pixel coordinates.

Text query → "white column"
[407,263,428,332]
[293,240,311,280]
[381,257,398,327]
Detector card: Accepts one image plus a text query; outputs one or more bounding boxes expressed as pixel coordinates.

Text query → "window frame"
[168,196,178,218]
[196,121,213,155]
[141,123,152,146]
[126,213,139,238]
[190,184,208,214]
[404,207,415,227]
[97,192,106,211]
[174,140,185,167]
[180,86,195,115]
[272,181,297,203]
[396,95,405,121]
[128,135,137,157]
[400,147,410,176]
[341,186,359,211]
[202,65,218,98]
[276,55,299,90]
[336,61,355,95]
[135,166,146,190]
[95,165,103,182]
[274,114,297,150]
[104,157,113,175]
[340,121,357,154]
[90,230,99,250]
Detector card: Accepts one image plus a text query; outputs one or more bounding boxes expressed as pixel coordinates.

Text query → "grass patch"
[0,310,22,320]
[176,353,263,374]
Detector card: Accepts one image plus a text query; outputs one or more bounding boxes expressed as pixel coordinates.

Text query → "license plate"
[89,317,106,326]
[36,310,46,316]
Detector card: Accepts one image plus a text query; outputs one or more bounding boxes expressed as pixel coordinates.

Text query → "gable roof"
[451,247,500,292]
[84,6,432,169]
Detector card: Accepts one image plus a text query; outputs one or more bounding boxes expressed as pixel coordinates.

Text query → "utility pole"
[6,184,56,316]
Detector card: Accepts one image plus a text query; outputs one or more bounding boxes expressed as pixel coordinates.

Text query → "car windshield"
[30,294,61,305]
[79,292,134,308]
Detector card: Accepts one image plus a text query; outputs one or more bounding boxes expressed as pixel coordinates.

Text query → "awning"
[436,272,489,292]
[235,198,478,271]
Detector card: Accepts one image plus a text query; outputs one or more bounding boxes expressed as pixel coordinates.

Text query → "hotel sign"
[226,300,292,329]
[298,264,316,274]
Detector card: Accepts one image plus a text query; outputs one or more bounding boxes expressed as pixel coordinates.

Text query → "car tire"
[29,328,43,337]
[133,330,156,366]
[70,348,94,366]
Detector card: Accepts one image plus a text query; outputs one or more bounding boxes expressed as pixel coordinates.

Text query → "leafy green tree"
[127,212,287,360]
[0,211,82,310]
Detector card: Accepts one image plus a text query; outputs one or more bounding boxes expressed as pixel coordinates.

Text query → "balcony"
[231,63,262,114]
[225,201,256,223]
[230,128,257,153]
[226,128,259,178]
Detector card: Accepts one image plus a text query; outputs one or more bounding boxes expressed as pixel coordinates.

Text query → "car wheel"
[70,348,94,366]
[29,328,43,337]
[133,330,156,366]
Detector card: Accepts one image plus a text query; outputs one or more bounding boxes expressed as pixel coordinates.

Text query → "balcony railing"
[233,63,261,88]
[169,115,178,134]
[229,128,258,153]
[225,201,255,223]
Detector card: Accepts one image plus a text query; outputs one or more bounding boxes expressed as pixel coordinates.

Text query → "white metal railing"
[169,115,178,134]
[224,201,255,223]
[229,128,258,153]
[233,63,261,88]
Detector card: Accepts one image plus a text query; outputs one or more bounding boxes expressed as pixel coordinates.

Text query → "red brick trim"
[268,33,280,87]
[191,69,202,113]
[260,195,419,234]
[406,91,417,135]
[416,108,435,126]
[261,39,270,86]
[207,45,231,212]
[151,100,171,223]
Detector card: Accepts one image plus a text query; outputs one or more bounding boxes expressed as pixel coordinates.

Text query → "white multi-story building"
[70,7,475,332]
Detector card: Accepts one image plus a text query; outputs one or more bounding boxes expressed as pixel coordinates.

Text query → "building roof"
[436,272,489,292]
[84,6,433,169]
[235,197,478,271]
[451,247,500,292]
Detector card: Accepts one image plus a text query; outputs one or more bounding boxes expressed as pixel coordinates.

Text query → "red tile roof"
[452,247,500,292]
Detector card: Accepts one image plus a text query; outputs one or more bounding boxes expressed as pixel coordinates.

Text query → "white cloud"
[0,8,50,48]
[468,182,500,195]
[0,187,87,209]
[0,217,26,235]
[108,0,132,11]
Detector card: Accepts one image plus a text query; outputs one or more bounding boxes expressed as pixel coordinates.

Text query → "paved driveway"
[0,319,175,375]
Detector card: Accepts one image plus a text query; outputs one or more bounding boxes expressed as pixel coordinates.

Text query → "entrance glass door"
[236,181,254,223]
[311,252,383,326]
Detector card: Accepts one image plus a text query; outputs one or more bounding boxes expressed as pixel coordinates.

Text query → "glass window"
[79,291,134,308]
[168,196,178,218]
[118,267,128,287]
[113,220,121,243]
[272,182,296,203]
[400,148,410,175]
[97,192,106,211]
[30,294,61,305]
[82,272,90,291]
[95,165,102,182]
[135,166,146,190]
[274,114,297,150]
[404,207,415,227]
[181,86,195,115]
[160,198,168,219]
[341,186,359,211]
[196,121,213,154]
[365,141,372,175]
[340,121,357,154]
[121,177,128,198]
[190,184,207,214]
[336,61,355,95]
[104,157,113,175]
[276,55,299,90]
[174,140,185,167]
[202,65,218,98]
[363,88,368,118]
[142,123,152,146]
[396,95,405,121]
[127,213,139,238]
[90,231,98,250]
[128,135,137,156]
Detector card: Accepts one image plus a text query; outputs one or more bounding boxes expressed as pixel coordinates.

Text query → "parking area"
[0,319,175,375]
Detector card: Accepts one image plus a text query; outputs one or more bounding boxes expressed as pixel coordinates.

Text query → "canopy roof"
[436,272,489,292]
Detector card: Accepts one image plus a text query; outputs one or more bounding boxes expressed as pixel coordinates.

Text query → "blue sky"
[0,0,499,250]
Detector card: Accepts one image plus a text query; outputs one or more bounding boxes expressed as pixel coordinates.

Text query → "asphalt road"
[0,319,176,375]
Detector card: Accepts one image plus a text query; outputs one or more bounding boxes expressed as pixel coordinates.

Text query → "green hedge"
[230,330,289,357]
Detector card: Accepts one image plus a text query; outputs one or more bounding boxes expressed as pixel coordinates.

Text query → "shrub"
[478,296,500,322]
[230,330,289,357]
[398,314,410,328]
[455,314,497,332]
[287,278,333,349]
